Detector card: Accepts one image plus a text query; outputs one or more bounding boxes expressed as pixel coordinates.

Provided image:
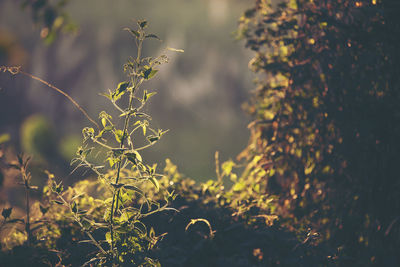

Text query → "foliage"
[238,0,400,265]
[0,20,180,266]
[143,159,332,266]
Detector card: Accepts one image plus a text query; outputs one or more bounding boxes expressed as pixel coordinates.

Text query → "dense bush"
[237,0,400,265]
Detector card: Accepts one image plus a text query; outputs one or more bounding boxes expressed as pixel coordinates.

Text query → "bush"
[238,0,400,265]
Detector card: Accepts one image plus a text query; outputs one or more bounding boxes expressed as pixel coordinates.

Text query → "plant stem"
[109,34,143,264]
[58,194,106,254]
[24,184,32,245]
[20,161,33,246]
[0,66,100,130]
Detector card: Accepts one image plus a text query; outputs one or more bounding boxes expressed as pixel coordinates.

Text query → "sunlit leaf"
[166,47,184,53]
[123,27,139,38]
[149,177,159,192]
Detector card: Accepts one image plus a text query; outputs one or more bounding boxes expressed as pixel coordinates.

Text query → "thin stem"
[25,184,31,245]
[0,67,100,130]
[112,101,125,113]
[135,142,156,151]
[109,35,143,264]
[92,138,114,150]
[57,194,106,254]
[20,160,33,246]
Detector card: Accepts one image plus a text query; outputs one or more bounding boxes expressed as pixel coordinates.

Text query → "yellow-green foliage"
[238,0,400,264]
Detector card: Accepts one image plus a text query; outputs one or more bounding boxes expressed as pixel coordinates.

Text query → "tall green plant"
[45,20,180,266]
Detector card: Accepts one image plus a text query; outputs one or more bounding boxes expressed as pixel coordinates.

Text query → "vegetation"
[1,0,400,266]
[237,0,400,265]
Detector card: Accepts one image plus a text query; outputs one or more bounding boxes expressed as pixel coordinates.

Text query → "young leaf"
[71,201,78,213]
[137,20,147,29]
[101,118,107,127]
[149,177,160,192]
[147,135,159,143]
[113,81,129,100]
[167,47,184,53]
[105,232,112,244]
[142,67,158,80]
[114,129,125,143]
[125,151,143,164]
[145,34,161,41]
[124,27,140,38]
[123,184,141,192]
[143,90,157,102]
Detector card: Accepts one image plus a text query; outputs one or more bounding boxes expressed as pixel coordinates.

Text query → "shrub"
[238,0,400,265]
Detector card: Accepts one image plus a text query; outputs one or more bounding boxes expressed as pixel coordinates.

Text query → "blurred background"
[0,0,254,183]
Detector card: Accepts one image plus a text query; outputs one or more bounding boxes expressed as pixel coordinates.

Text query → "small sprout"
[137,19,147,29]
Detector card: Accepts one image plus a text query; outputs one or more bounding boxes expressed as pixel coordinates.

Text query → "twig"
[0,66,100,130]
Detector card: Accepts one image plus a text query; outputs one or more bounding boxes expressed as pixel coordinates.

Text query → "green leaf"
[125,151,142,164]
[114,130,125,143]
[113,81,129,101]
[222,160,235,176]
[167,47,184,53]
[123,184,141,192]
[82,127,95,138]
[107,157,119,167]
[232,181,246,192]
[143,90,157,102]
[137,20,147,29]
[71,201,78,213]
[2,207,12,219]
[101,118,107,127]
[147,135,159,143]
[111,83,128,102]
[100,92,113,100]
[123,27,140,38]
[112,148,128,157]
[142,67,158,80]
[105,232,112,244]
[149,177,159,192]
[145,34,160,40]
[142,125,147,136]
